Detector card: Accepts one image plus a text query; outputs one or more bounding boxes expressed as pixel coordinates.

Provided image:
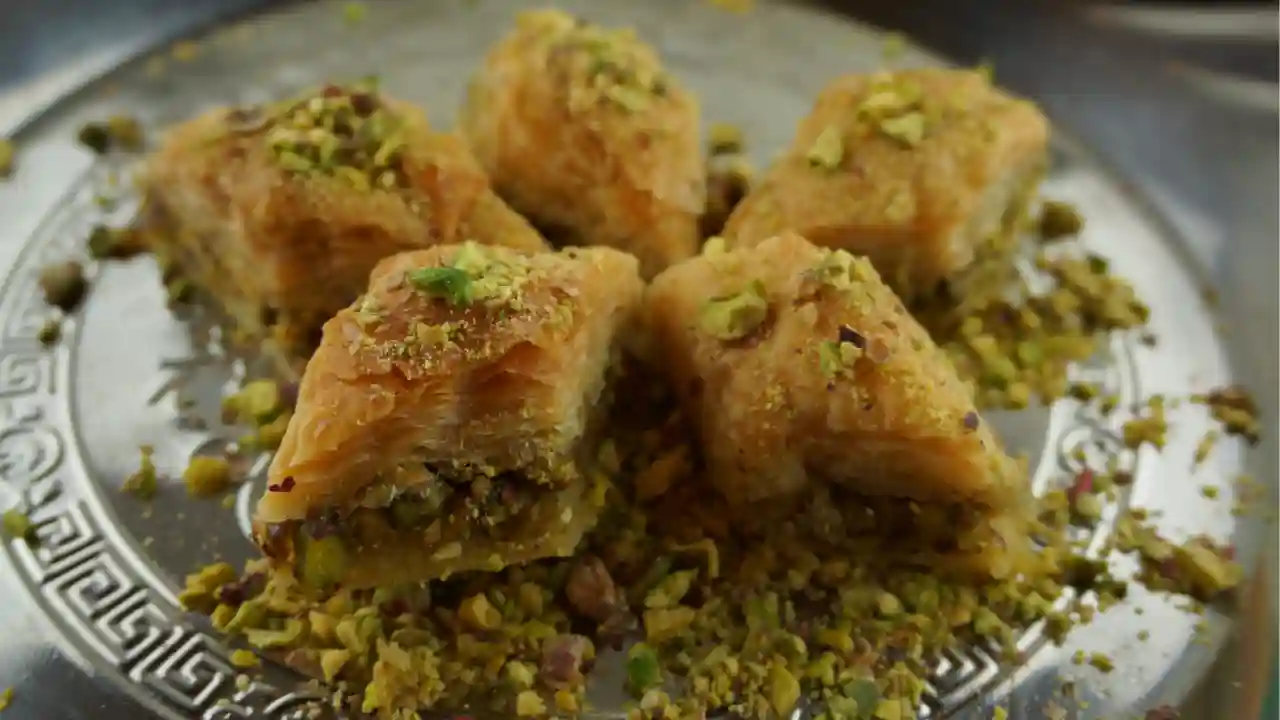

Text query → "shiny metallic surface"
[0,1,1274,719]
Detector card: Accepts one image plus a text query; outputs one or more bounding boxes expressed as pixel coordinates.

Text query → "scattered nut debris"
[183,456,234,498]
[77,115,144,154]
[122,445,159,499]
[38,261,88,312]
[87,224,148,259]
[2,508,37,546]
[0,138,14,178]
[37,319,61,347]
[1038,199,1085,241]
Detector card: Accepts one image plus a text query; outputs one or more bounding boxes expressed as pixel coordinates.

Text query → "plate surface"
[0,1,1272,718]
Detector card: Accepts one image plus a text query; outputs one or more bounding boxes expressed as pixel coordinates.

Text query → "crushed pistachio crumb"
[546,14,670,114]
[700,280,769,341]
[38,261,88,312]
[88,224,147,260]
[183,456,233,498]
[77,115,144,154]
[878,111,926,147]
[1192,429,1219,467]
[1122,396,1169,450]
[256,81,406,190]
[407,266,473,307]
[938,251,1151,409]
[1087,652,1115,673]
[1038,200,1085,241]
[229,649,260,669]
[0,138,13,178]
[806,126,844,170]
[2,508,36,545]
[177,561,237,613]
[37,319,61,347]
[228,379,281,423]
[1193,386,1261,445]
[122,445,159,499]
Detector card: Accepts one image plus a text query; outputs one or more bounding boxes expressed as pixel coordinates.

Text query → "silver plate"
[0,1,1274,718]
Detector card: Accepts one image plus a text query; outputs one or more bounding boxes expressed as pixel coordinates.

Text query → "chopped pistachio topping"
[806,125,844,170]
[399,243,538,322]
[853,76,934,149]
[540,12,669,114]
[818,339,866,380]
[878,111,926,147]
[407,266,474,307]
[255,82,406,190]
[699,280,769,341]
[807,248,876,293]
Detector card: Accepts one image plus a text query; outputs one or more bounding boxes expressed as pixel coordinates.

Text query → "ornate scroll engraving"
[0,167,298,718]
[204,683,327,720]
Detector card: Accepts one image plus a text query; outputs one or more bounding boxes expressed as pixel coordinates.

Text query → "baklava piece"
[142,82,548,375]
[254,242,643,590]
[722,68,1049,314]
[643,232,1031,577]
[460,9,704,279]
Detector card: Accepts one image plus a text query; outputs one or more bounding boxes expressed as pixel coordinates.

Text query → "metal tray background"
[0,1,1275,718]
